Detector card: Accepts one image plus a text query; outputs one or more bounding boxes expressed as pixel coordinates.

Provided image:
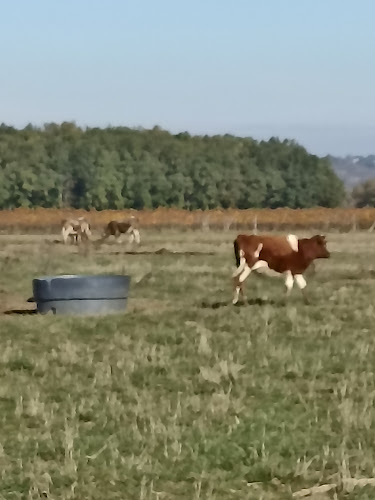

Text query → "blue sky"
[1,0,374,156]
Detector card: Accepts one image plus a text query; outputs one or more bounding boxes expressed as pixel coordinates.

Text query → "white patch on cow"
[233,249,246,277]
[294,274,307,290]
[284,270,294,294]
[239,264,251,283]
[232,261,245,278]
[133,228,141,244]
[254,243,263,258]
[251,260,269,272]
[287,234,299,252]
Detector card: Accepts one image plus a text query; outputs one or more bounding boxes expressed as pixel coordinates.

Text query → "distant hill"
[328,155,375,188]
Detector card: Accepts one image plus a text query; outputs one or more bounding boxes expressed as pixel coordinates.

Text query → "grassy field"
[1,228,375,499]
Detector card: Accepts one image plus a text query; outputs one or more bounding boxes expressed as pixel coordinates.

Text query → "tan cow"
[61,217,91,245]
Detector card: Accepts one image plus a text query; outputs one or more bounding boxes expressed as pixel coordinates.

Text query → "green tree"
[0,122,346,210]
[352,179,375,207]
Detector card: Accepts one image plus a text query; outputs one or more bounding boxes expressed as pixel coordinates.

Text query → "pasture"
[0,228,375,499]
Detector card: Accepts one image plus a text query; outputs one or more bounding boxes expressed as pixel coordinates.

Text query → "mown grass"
[0,230,375,499]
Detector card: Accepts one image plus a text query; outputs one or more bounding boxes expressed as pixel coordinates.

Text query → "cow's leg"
[284,270,294,297]
[232,284,241,305]
[62,227,69,244]
[239,264,251,283]
[294,274,309,304]
[115,230,123,243]
[232,259,268,305]
[237,264,252,302]
[101,230,110,242]
[232,250,246,278]
[233,272,245,304]
[233,263,250,304]
[232,256,257,304]
[82,229,91,242]
[133,228,141,244]
[126,227,136,245]
[233,282,247,305]
[68,231,77,245]
[75,230,82,245]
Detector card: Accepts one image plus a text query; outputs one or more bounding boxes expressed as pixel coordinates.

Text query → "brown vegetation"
[0,207,375,232]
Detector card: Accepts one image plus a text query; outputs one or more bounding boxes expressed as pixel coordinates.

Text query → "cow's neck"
[298,239,314,267]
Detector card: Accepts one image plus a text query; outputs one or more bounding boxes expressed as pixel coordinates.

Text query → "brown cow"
[232,233,330,304]
[101,216,141,244]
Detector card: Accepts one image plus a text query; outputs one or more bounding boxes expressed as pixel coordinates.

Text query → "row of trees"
[352,180,375,207]
[0,122,346,210]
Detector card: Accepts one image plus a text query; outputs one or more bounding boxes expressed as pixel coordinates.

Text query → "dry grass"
[1,207,375,233]
[0,229,375,498]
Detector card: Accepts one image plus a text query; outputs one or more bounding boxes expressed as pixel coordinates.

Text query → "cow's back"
[236,234,294,256]
[257,235,296,257]
[105,220,119,235]
[118,222,132,233]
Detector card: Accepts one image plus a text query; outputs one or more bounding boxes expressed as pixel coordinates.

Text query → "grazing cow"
[101,216,141,245]
[61,217,91,245]
[232,233,330,304]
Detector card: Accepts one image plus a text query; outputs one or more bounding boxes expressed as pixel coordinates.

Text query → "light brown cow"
[232,233,330,304]
[61,217,91,245]
[101,216,141,245]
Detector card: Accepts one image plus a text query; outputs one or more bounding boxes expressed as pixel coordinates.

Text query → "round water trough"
[32,274,130,316]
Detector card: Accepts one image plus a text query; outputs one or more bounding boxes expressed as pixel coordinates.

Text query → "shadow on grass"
[3,309,38,315]
[51,240,215,256]
[201,297,281,309]
[106,248,216,256]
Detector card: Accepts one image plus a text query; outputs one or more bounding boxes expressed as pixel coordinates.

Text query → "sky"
[1,0,374,156]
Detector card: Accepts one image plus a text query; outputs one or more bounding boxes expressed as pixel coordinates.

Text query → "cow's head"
[300,234,330,261]
[310,234,330,259]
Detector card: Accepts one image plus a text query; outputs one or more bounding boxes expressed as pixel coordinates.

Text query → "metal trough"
[32,274,130,316]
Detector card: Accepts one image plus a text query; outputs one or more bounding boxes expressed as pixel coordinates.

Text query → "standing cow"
[101,216,141,245]
[232,233,330,304]
[61,217,91,245]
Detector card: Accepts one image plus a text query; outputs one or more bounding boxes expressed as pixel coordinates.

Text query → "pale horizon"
[1,0,374,157]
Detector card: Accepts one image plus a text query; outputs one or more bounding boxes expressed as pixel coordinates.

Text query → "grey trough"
[32,274,131,316]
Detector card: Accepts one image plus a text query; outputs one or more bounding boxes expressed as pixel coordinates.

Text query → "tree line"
[0,122,346,210]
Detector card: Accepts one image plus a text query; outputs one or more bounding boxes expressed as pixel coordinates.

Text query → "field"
[1,206,375,232]
[1,224,375,499]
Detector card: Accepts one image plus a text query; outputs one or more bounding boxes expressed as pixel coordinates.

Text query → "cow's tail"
[234,238,241,268]
[233,239,246,277]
